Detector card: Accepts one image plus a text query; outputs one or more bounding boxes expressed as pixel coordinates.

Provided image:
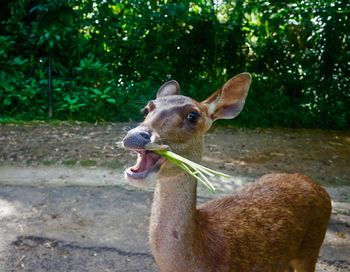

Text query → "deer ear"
[202,73,251,121]
[157,80,180,98]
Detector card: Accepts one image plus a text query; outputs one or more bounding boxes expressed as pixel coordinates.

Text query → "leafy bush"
[0,0,349,129]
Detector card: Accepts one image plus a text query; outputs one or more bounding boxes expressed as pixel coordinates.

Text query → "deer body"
[150,172,330,272]
[123,73,331,272]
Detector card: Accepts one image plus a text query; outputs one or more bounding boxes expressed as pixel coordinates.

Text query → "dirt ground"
[0,122,349,271]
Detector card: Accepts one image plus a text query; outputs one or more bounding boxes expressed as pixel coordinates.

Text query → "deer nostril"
[140,132,151,140]
[123,129,152,150]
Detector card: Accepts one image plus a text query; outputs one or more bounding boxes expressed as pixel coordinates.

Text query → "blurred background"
[0,0,349,129]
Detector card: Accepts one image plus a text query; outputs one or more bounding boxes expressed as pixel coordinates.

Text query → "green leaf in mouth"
[153,149,230,193]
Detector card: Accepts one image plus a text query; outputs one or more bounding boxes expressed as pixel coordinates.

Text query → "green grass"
[63,159,78,166]
[43,160,56,166]
[80,159,97,167]
[154,150,230,193]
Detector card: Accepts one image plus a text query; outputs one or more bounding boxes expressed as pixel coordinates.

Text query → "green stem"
[154,150,229,193]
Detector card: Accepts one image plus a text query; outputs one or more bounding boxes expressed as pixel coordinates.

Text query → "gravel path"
[0,122,349,271]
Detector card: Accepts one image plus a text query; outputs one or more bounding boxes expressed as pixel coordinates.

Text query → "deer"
[122,73,332,272]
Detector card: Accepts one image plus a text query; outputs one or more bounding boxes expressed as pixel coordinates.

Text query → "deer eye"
[142,107,149,117]
[187,111,200,123]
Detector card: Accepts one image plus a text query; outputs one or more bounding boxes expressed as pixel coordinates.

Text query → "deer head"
[123,73,251,187]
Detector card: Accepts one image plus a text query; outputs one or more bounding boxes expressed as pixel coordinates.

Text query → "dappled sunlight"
[323,199,350,251]
[0,199,16,218]
[332,201,350,215]
[0,198,19,261]
[211,175,254,194]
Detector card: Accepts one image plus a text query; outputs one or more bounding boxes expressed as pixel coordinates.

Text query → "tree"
[0,0,349,129]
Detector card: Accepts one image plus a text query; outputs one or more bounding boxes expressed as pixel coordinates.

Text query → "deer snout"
[123,127,152,150]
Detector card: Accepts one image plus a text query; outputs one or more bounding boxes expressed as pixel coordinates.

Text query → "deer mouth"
[125,150,166,180]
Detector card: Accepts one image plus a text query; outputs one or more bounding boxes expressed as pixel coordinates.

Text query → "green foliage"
[0,0,349,129]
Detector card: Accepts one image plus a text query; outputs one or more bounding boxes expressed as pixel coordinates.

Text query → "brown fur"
[195,173,331,272]
[123,73,332,272]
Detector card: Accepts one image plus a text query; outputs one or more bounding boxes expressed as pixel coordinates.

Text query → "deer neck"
[150,172,198,270]
[149,141,203,270]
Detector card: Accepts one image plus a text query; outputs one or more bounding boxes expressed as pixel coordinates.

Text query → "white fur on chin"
[124,170,157,189]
